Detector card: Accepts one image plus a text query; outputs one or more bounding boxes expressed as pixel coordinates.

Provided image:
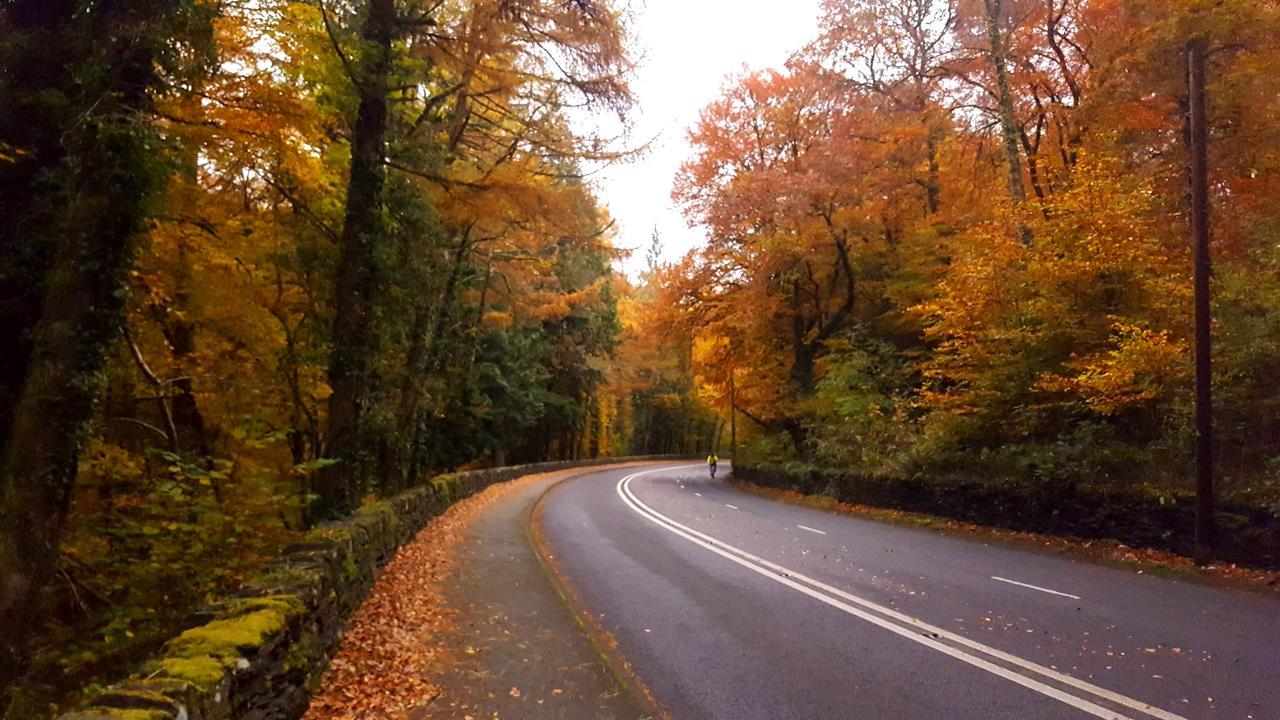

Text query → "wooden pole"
[1188,40,1215,565]
[729,370,737,460]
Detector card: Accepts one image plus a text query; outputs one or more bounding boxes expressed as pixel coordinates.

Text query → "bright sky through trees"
[594,0,821,274]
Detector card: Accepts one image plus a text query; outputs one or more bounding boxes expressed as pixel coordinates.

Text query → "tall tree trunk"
[0,0,178,705]
[395,232,468,487]
[982,0,1032,244]
[729,371,737,459]
[788,280,815,395]
[923,110,943,215]
[151,241,211,456]
[317,0,397,517]
[783,419,808,458]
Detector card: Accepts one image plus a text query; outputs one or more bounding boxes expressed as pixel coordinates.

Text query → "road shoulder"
[304,463,662,720]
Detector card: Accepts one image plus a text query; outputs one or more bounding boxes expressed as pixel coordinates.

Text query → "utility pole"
[729,370,737,459]
[1187,40,1214,565]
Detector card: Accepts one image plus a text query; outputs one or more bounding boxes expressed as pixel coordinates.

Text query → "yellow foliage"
[1037,323,1190,414]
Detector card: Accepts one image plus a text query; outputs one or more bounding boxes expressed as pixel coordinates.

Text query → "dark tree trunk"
[0,0,179,705]
[317,0,397,517]
[152,242,211,456]
[0,0,84,465]
[923,112,943,215]
[396,233,468,487]
[783,419,808,458]
[783,235,857,459]
[790,343,817,397]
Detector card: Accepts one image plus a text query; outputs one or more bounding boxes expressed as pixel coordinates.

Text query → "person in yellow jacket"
[707,453,719,478]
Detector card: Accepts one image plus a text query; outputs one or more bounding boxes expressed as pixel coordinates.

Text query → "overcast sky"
[589,0,822,276]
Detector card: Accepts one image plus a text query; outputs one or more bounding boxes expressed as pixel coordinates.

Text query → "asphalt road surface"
[537,463,1280,720]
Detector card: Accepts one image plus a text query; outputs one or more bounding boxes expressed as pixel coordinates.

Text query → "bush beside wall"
[57,456,688,720]
[734,463,1280,569]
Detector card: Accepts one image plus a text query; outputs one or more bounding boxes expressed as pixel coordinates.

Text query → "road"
[536,463,1280,720]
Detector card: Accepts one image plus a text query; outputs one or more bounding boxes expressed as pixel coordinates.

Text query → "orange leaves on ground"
[304,478,537,719]
[302,527,454,718]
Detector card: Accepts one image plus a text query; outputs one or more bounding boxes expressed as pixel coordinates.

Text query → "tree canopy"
[3,0,1280,716]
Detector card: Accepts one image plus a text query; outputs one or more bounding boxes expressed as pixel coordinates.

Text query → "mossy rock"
[251,560,329,599]
[151,595,301,690]
[305,519,364,546]
[280,540,340,555]
[429,474,460,502]
[88,681,185,717]
[150,656,226,690]
[95,687,180,712]
[60,710,174,720]
[354,499,394,517]
[111,679,196,707]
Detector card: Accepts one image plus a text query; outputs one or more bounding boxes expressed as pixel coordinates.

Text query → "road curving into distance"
[535,463,1280,720]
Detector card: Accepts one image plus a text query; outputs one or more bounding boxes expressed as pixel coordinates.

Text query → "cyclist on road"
[707,452,719,479]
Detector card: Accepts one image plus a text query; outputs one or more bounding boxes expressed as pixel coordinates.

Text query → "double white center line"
[616,466,1185,720]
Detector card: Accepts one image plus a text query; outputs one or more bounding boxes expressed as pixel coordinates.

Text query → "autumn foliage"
[4,0,1280,716]
[660,0,1280,495]
[0,0,647,715]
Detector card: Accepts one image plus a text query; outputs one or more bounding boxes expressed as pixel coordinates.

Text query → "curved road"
[537,463,1279,720]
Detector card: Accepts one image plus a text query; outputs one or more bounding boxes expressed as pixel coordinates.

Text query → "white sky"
[590,0,822,276]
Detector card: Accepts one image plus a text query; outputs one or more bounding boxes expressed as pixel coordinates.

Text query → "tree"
[0,0,213,707]
[1,0,641,710]
[313,0,634,513]
[672,64,924,454]
[663,0,1280,505]
[314,0,400,516]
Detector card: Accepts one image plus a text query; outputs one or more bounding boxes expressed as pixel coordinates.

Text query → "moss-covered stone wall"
[57,457,687,720]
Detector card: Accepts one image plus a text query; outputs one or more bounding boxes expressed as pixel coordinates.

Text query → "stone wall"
[57,457,689,720]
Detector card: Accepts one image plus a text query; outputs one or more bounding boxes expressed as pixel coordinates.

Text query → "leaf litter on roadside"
[303,476,542,719]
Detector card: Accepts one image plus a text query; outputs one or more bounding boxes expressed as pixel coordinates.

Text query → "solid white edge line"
[616,472,1126,720]
[616,467,1187,720]
[991,575,1082,600]
[796,524,827,535]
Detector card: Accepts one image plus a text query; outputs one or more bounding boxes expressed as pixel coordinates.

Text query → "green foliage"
[37,439,300,702]
[810,334,918,474]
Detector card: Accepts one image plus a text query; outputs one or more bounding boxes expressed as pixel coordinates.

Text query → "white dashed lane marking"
[990,576,1081,600]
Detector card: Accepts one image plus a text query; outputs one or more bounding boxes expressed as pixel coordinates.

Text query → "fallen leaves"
[303,475,539,719]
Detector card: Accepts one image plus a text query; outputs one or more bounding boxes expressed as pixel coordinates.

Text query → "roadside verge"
[305,461,671,720]
[729,477,1280,594]
[57,457,684,720]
